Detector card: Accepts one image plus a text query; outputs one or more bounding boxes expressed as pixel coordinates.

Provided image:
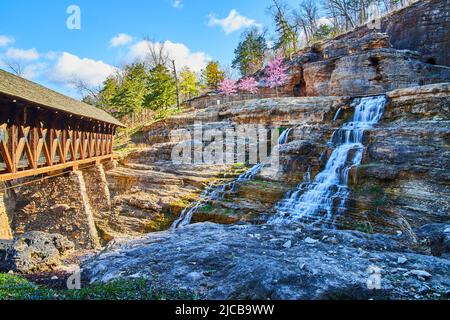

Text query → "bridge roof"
[0,69,124,127]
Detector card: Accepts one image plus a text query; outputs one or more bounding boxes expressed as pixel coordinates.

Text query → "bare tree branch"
[143,37,171,69]
[70,77,102,103]
[3,59,25,77]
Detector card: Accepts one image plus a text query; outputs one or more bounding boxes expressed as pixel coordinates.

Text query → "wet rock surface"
[82,222,450,300]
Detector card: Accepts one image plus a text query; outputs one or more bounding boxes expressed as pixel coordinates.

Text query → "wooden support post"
[48,114,54,167]
[29,109,38,169]
[8,107,18,173]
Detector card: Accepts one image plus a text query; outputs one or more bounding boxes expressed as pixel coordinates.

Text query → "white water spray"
[271,95,387,227]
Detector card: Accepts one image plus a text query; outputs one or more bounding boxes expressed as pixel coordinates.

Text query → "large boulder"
[0,232,74,274]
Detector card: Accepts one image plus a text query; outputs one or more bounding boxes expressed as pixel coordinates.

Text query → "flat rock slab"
[82,223,450,300]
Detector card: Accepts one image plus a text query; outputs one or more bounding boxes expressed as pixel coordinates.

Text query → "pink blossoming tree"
[219,79,237,97]
[238,77,259,94]
[265,55,289,97]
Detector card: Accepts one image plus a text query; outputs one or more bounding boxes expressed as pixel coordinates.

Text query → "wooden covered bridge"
[0,69,124,182]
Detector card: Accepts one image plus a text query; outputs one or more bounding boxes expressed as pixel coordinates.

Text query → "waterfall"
[271,95,387,227]
[333,108,343,121]
[171,127,293,230]
[278,128,293,145]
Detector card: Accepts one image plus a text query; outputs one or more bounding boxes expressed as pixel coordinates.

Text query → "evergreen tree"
[145,64,177,110]
[113,63,148,117]
[232,28,268,77]
[269,0,299,58]
[97,76,119,112]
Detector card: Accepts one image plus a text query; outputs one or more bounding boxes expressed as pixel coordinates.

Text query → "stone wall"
[11,171,103,249]
[0,182,13,240]
[82,164,115,244]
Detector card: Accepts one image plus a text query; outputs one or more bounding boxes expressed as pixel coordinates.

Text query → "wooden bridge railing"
[0,102,118,182]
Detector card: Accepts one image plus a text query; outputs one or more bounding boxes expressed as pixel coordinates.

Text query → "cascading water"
[271,95,387,227]
[277,128,293,145]
[171,128,293,229]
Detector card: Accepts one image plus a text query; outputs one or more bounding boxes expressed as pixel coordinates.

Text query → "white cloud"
[44,51,59,60]
[50,52,117,87]
[0,35,14,47]
[127,40,210,73]
[110,33,133,47]
[21,62,48,80]
[5,48,39,61]
[173,0,183,9]
[317,17,333,27]
[208,9,261,34]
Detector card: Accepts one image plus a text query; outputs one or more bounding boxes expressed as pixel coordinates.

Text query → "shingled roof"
[0,69,124,127]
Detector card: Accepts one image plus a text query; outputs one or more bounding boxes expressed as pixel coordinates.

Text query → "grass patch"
[0,274,56,300]
[232,162,246,169]
[154,107,183,121]
[0,274,197,301]
[199,204,214,213]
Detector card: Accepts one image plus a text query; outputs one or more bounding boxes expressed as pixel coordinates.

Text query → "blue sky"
[0,0,314,98]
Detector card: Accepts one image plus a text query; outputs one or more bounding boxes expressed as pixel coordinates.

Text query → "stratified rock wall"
[345,83,450,235]
[11,171,101,249]
[128,84,449,235]
[300,40,450,97]
[335,0,450,67]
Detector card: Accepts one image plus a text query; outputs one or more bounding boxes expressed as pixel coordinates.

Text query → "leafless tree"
[323,0,355,30]
[143,37,170,69]
[323,0,416,33]
[3,59,25,77]
[293,0,320,44]
[70,77,102,103]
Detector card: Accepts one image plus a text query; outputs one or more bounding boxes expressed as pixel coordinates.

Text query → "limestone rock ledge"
[82,222,450,300]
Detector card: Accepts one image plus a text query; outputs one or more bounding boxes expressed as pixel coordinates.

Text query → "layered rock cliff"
[81,82,449,300]
[2,0,449,300]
